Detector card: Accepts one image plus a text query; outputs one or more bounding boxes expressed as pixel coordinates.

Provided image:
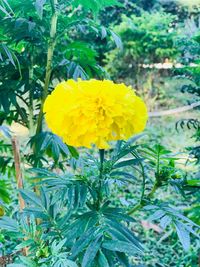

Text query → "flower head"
[44,79,148,149]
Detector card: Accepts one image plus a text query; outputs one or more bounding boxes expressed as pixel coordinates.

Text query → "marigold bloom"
[44,79,148,149]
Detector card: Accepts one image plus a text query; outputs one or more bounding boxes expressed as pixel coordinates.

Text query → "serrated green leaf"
[113,158,143,169]
[82,234,102,267]
[62,212,98,240]
[40,187,50,210]
[105,219,143,252]
[174,220,190,251]
[102,240,141,256]
[115,145,138,160]
[40,132,52,151]
[2,44,15,66]
[15,239,34,251]
[10,256,37,266]
[103,207,135,222]
[148,210,166,221]
[110,30,123,50]
[70,227,97,259]
[23,207,48,220]
[115,251,130,267]
[35,0,46,19]
[110,171,137,180]
[0,216,19,232]
[159,215,172,229]
[79,184,87,207]
[73,183,80,210]
[97,250,109,267]
[19,190,42,207]
[107,228,130,243]
[67,145,79,159]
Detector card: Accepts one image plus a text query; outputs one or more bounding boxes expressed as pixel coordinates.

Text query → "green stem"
[131,151,146,202]
[99,149,105,175]
[156,146,160,180]
[127,151,146,215]
[29,51,34,135]
[97,149,105,209]
[35,0,58,135]
[140,160,145,201]
[128,182,159,215]
[127,203,143,215]
[128,147,162,215]
[128,149,160,215]
[147,182,158,199]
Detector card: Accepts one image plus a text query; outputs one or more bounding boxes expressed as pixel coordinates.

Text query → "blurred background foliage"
[0,0,200,266]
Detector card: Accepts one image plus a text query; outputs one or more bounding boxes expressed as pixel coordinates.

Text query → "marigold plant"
[44,79,148,149]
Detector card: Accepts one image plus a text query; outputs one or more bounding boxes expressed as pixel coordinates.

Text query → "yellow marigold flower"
[44,79,148,149]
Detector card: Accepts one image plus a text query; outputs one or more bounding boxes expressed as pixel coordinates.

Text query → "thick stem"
[99,149,105,173]
[97,149,105,209]
[35,0,58,135]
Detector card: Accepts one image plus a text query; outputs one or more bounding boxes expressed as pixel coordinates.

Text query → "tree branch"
[35,0,58,134]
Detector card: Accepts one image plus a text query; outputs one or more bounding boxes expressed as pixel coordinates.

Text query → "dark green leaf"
[115,251,130,267]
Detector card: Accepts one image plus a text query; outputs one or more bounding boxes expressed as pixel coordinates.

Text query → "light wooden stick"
[11,136,28,256]
[11,136,25,211]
